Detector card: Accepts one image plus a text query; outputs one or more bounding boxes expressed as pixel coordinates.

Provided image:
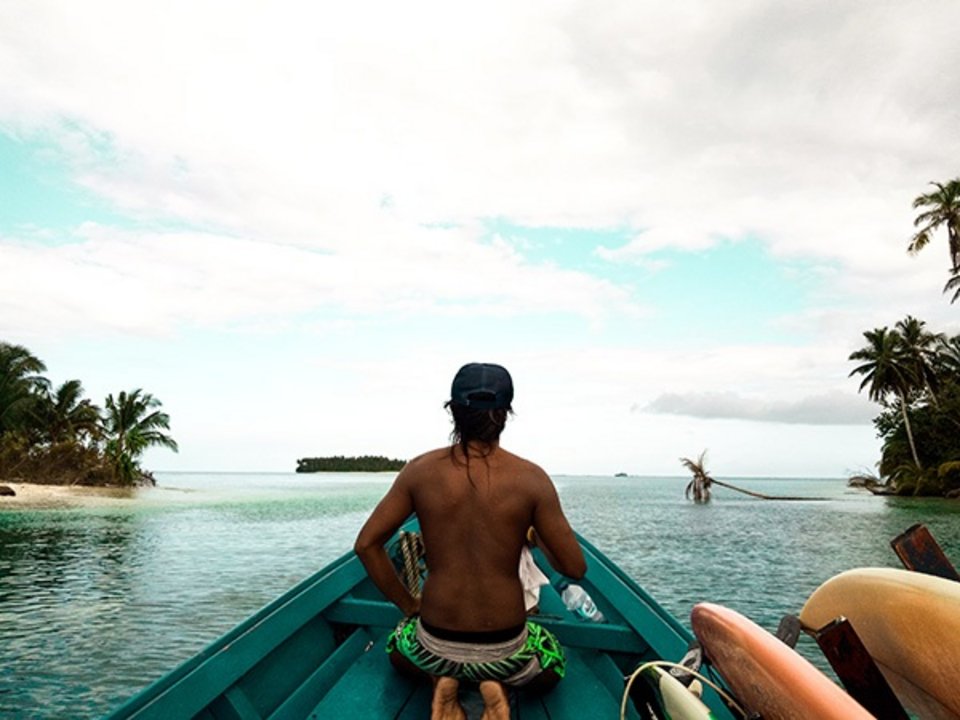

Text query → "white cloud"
[0,219,637,340]
[2,1,958,475]
[1,1,955,244]
[644,390,875,425]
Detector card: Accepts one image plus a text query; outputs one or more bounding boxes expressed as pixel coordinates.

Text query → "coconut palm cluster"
[849,318,960,496]
[0,342,177,486]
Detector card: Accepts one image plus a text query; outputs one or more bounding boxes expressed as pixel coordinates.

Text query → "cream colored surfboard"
[801,567,960,720]
[691,602,872,720]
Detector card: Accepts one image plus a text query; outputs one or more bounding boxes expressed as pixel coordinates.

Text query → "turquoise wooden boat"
[106,526,736,719]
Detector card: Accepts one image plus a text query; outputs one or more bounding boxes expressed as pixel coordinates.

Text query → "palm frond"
[946,272,960,304]
[908,179,960,276]
[908,229,931,254]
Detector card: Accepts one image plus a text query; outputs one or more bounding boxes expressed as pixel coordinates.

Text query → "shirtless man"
[354,362,586,720]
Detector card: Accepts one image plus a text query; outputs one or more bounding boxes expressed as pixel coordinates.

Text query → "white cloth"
[519,546,550,611]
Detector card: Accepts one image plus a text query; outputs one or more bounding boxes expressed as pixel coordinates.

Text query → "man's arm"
[531,476,586,579]
[354,470,421,617]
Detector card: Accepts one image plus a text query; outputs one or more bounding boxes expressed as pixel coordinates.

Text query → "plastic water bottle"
[559,582,605,622]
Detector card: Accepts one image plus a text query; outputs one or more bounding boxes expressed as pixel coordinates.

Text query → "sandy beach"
[0,482,138,510]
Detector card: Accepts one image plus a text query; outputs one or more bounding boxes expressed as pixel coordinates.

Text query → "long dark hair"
[445,401,512,485]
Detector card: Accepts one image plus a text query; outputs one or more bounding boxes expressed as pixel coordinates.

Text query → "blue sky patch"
[0,131,119,239]
[481,219,828,346]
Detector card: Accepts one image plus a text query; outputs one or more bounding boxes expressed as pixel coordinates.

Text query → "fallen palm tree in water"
[681,451,827,502]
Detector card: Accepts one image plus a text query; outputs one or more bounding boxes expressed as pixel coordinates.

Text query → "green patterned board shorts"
[386,616,566,687]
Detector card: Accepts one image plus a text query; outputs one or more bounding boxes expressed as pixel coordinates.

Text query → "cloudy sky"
[2,1,959,477]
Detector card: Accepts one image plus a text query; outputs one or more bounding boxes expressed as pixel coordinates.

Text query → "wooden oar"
[890,523,960,581]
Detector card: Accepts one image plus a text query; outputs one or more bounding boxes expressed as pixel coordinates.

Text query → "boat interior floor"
[305,628,638,720]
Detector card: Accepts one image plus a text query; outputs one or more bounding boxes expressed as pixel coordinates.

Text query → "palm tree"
[0,342,49,436]
[895,315,943,405]
[36,380,102,445]
[681,450,817,502]
[102,389,178,484]
[937,334,960,375]
[849,327,922,469]
[681,451,713,503]
[908,178,960,273]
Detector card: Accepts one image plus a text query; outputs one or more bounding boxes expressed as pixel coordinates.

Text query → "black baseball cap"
[450,363,514,410]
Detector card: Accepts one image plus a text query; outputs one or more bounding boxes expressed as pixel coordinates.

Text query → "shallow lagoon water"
[1,472,957,719]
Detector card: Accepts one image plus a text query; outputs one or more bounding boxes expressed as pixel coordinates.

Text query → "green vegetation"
[0,341,177,486]
[849,317,960,496]
[296,455,406,473]
[908,177,960,303]
[102,389,179,485]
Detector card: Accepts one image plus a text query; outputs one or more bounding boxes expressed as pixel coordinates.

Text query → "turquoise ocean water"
[1,472,958,719]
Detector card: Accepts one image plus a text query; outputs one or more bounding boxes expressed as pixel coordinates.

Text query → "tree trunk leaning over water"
[708,477,820,501]
[681,451,827,502]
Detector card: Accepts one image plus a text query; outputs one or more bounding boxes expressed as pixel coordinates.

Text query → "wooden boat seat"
[325,597,648,654]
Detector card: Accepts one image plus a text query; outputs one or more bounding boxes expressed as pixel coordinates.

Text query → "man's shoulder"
[498,447,546,473]
[415,446,452,461]
[401,447,451,474]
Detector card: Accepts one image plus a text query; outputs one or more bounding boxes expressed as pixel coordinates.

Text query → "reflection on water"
[0,473,957,718]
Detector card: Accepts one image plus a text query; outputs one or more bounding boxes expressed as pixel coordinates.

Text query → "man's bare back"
[354,441,585,631]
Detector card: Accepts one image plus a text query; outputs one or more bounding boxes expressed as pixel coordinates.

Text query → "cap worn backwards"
[450,363,514,410]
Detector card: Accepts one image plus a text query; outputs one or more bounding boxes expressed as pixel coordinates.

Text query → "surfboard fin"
[667,642,703,686]
[774,613,801,648]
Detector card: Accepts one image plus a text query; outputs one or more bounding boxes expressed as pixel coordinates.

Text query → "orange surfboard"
[691,603,872,720]
[801,567,960,720]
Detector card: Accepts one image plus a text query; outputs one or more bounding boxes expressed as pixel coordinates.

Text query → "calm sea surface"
[1,472,958,719]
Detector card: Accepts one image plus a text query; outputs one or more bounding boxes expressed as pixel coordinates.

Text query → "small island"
[296,455,406,473]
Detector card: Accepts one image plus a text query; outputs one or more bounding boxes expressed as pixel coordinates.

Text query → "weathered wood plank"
[890,523,960,581]
[809,618,909,720]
